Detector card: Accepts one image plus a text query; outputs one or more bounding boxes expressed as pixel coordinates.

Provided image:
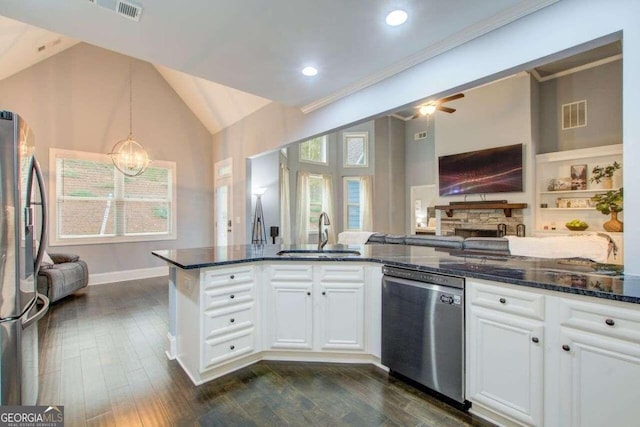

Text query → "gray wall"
[404,117,436,233]
[247,150,280,243]
[0,43,213,274]
[374,116,406,234]
[538,60,622,153]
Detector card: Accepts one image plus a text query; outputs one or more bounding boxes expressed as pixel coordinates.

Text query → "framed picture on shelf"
[571,164,587,190]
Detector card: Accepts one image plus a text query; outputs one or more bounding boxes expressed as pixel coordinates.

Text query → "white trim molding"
[88,265,169,286]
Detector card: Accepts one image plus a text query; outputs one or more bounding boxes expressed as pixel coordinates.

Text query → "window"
[343,176,373,232]
[299,136,327,164]
[344,177,362,230]
[343,132,368,167]
[308,174,324,231]
[50,148,176,245]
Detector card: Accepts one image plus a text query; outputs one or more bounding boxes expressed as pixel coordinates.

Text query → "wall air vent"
[116,0,143,21]
[562,100,587,130]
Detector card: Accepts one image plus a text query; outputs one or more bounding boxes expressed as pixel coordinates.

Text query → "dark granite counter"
[152,244,640,304]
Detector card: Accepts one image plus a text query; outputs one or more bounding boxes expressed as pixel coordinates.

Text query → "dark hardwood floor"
[37,277,493,426]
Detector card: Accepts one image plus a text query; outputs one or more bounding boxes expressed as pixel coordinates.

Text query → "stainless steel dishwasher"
[381,265,466,405]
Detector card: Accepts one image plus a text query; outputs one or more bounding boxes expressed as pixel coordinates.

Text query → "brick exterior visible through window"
[50,148,177,245]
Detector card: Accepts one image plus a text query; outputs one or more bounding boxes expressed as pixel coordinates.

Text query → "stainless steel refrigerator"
[0,110,50,405]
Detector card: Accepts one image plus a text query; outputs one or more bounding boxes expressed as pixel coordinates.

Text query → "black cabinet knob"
[562,344,571,352]
[230,294,235,299]
[230,275,235,279]
[307,291,311,296]
[499,298,506,304]
[532,337,539,343]
[230,318,235,323]
[230,345,235,350]
[322,291,326,296]
[605,318,615,326]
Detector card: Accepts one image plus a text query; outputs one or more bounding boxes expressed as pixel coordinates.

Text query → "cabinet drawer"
[269,264,313,281]
[203,265,254,290]
[202,328,254,370]
[203,283,253,309]
[203,302,254,339]
[319,265,364,282]
[468,281,544,320]
[559,298,640,343]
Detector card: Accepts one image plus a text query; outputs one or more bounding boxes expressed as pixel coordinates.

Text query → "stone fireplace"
[440,208,525,237]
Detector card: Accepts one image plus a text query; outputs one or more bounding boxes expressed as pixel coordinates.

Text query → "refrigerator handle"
[30,156,48,274]
[22,293,50,329]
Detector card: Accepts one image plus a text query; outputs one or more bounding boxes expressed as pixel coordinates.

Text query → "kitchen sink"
[276,249,361,257]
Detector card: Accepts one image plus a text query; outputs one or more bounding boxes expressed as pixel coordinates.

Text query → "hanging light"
[109,58,150,177]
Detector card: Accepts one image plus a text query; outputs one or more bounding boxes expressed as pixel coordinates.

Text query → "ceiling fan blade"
[437,93,464,104]
[438,106,456,113]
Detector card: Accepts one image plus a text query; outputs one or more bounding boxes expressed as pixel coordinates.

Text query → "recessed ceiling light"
[386,9,408,26]
[302,66,318,77]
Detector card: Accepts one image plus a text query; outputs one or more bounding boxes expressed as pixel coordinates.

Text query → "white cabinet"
[266,264,314,350]
[468,279,640,427]
[266,264,366,353]
[317,265,365,351]
[467,280,545,426]
[557,298,640,427]
[200,265,257,370]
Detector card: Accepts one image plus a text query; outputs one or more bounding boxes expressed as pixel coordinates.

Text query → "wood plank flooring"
[37,277,493,426]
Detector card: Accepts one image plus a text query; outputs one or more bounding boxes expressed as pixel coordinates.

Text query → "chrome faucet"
[317,212,331,250]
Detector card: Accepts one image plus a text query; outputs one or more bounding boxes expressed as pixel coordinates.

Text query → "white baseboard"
[165,333,177,360]
[88,266,169,286]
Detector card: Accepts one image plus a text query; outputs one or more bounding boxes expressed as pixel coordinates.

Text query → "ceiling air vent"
[116,0,142,21]
[562,100,587,130]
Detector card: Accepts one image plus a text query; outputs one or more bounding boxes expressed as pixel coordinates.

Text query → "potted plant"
[590,161,621,189]
[591,188,623,232]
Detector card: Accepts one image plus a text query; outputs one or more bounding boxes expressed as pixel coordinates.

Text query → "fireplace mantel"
[435,203,528,218]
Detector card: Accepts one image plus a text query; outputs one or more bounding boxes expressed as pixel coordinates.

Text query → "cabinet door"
[468,306,544,426]
[267,281,313,350]
[559,328,640,427]
[317,282,365,351]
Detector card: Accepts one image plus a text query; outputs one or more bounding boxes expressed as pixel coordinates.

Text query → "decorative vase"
[602,176,613,189]
[603,211,623,232]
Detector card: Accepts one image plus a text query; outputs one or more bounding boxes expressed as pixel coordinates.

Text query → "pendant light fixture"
[109,58,150,177]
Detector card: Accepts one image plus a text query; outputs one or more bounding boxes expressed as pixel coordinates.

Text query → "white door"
[317,283,365,351]
[214,158,232,246]
[559,328,640,427]
[267,282,313,350]
[410,184,437,234]
[467,306,544,426]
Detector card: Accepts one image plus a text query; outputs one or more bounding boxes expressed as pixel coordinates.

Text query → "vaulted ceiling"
[0,1,558,134]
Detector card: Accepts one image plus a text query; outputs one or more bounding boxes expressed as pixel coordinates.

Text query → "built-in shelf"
[435,203,528,218]
[539,188,620,195]
[541,207,595,211]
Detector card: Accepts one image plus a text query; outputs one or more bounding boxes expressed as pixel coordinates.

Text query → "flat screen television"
[438,143,523,196]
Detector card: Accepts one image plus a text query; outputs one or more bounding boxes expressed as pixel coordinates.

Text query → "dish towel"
[338,231,376,245]
[506,235,611,263]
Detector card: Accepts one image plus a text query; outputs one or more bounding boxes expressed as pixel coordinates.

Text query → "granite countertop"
[152,244,640,304]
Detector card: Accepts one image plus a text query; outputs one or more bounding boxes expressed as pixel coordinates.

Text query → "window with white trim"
[50,148,177,245]
[299,136,327,164]
[344,177,362,230]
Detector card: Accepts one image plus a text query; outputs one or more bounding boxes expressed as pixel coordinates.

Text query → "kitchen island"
[152,244,640,427]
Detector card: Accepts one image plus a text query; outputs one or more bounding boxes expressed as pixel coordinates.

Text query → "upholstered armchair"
[37,253,89,303]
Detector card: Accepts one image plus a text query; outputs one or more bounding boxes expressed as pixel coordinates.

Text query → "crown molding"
[300,0,560,114]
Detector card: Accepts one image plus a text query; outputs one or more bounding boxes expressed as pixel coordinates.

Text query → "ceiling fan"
[411,93,464,119]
